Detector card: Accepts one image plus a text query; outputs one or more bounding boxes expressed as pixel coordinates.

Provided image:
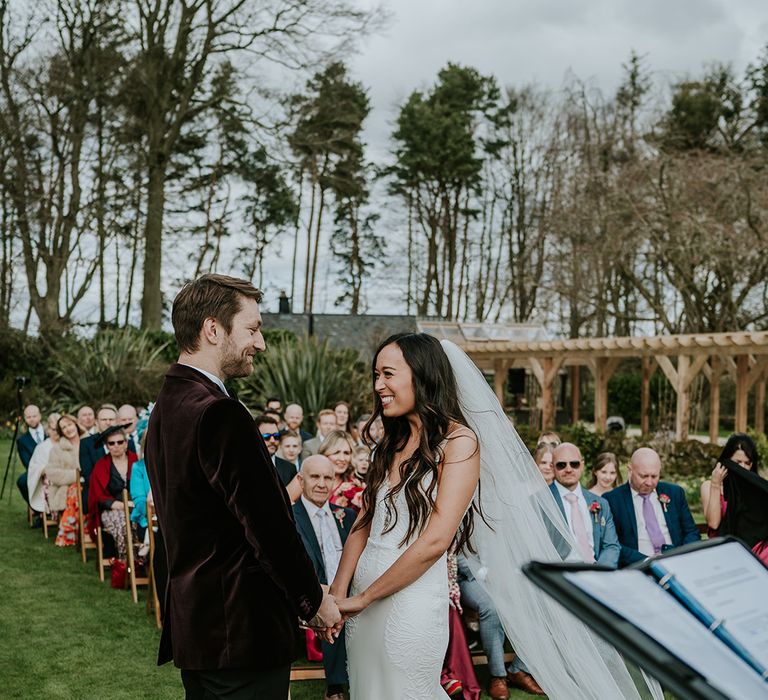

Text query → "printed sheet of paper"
[564,569,768,700]
[656,540,768,668]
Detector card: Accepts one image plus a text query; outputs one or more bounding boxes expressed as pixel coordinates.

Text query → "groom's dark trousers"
[145,364,324,699]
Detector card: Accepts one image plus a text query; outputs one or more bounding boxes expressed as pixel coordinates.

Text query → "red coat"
[86,451,138,540]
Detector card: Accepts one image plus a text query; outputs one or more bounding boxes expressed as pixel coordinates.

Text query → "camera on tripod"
[15,376,29,388]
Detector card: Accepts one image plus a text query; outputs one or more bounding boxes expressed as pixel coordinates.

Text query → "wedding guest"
[588,452,622,496]
[320,430,364,513]
[533,443,554,485]
[284,403,313,442]
[264,410,284,430]
[333,401,351,433]
[277,429,303,472]
[258,415,302,503]
[701,433,768,564]
[351,445,370,482]
[293,455,357,700]
[304,409,339,455]
[47,415,86,547]
[16,404,45,504]
[87,426,139,559]
[118,404,140,448]
[456,553,544,697]
[129,433,151,539]
[77,405,97,435]
[368,415,384,444]
[549,443,620,568]
[605,447,700,567]
[26,413,61,515]
[266,397,283,415]
[536,431,561,447]
[353,414,371,446]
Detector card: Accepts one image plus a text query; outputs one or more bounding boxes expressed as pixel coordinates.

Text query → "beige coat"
[45,439,79,513]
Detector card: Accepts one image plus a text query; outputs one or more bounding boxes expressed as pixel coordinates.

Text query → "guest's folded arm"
[198,398,324,621]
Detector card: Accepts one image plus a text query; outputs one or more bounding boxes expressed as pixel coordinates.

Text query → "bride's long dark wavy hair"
[354,333,478,551]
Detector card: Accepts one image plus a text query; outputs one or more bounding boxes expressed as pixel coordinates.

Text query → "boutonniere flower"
[334,509,346,526]
[589,501,601,523]
[659,494,670,512]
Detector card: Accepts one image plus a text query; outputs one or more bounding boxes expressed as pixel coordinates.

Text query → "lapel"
[21,431,36,451]
[549,482,567,521]
[330,504,351,545]
[293,499,325,578]
[619,483,638,548]
[582,488,602,555]
[656,482,676,541]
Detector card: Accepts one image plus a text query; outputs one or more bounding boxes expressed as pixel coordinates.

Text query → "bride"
[331,333,663,700]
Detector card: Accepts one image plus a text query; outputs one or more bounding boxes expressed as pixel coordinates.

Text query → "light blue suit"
[549,482,620,569]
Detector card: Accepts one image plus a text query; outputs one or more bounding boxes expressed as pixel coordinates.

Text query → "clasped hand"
[308,589,369,643]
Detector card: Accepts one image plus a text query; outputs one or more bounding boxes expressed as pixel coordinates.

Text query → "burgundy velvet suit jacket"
[144,363,323,670]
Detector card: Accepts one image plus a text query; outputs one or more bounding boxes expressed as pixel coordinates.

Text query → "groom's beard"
[219,336,253,380]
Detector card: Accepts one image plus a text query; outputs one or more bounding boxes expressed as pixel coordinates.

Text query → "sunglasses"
[261,432,281,441]
[554,460,581,471]
[107,439,126,446]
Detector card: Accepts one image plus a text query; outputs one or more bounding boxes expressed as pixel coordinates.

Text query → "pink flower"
[589,501,601,522]
[659,494,670,512]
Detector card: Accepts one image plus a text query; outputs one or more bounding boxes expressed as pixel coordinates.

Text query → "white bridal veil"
[441,340,663,700]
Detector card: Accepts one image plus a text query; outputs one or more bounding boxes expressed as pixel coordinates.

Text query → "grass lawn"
[0,439,531,699]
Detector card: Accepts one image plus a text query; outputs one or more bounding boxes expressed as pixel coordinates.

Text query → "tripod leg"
[0,417,22,501]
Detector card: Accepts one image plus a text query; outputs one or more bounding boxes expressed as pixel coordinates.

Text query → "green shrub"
[236,334,371,424]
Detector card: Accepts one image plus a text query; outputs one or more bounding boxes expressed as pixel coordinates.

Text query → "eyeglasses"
[261,432,281,441]
[554,460,581,470]
[107,439,126,446]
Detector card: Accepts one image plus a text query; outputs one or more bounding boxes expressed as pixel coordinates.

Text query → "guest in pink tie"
[548,443,620,568]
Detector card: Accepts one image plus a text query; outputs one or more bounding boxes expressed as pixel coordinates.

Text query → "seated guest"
[129,433,151,540]
[87,426,139,559]
[16,404,45,503]
[264,409,284,430]
[76,405,97,435]
[46,414,87,547]
[351,445,370,483]
[533,443,554,485]
[536,431,561,447]
[284,402,313,443]
[333,400,351,433]
[277,429,302,472]
[353,413,371,446]
[293,455,357,700]
[368,415,384,445]
[588,452,622,496]
[265,396,283,415]
[549,442,620,568]
[257,415,302,503]
[605,447,700,567]
[457,554,544,698]
[304,409,339,455]
[118,404,140,448]
[27,413,61,514]
[320,430,364,513]
[701,433,768,564]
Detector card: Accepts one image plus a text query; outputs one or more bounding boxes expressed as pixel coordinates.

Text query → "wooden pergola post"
[529,357,565,431]
[570,365,580,424]
[735,355,750,433]
[706,356,723,444]
[640,357,657,436]
[656,354,708,441]
[755,377,766,435]
[587,358,621,432]
[493,359,507,408]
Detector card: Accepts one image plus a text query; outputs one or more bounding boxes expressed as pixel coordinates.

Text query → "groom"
[145,274,340,699]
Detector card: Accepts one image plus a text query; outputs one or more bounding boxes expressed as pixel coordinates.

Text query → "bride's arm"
[329,504,371,599]
[340,432,479,615]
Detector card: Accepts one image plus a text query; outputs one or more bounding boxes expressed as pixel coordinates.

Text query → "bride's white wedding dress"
[346,472,450,700]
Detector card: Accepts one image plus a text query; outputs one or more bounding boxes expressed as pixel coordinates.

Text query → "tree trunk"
[140,158,167,330]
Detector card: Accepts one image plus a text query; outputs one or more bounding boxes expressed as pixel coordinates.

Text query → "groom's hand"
[309,592,341,630]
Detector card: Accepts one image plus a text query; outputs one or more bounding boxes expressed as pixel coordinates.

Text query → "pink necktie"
[564,492,595,563]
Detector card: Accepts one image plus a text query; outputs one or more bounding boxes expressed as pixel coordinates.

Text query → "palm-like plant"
[49,329,171,407]
[238,334,371,423]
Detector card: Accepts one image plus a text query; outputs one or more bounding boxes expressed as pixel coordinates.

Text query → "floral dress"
[329,475,365,513]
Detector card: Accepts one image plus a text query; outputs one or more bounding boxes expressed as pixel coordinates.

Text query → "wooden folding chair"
[146,500,162,628]
[42,507,58,539]
[76,468,97,564]
[123,489,149,603]
[96,524,111,582]
[27,505,34,527]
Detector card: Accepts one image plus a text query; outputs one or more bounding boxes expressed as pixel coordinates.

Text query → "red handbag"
[111,559,127,589]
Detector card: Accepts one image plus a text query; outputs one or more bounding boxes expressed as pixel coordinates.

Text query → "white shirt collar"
[555,480,582,501]
[301,495,333,519]
[180,363,228,396]
[630,486,657,500]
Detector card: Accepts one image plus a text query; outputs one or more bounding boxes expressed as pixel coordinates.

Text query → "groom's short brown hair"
[172,274,263,353]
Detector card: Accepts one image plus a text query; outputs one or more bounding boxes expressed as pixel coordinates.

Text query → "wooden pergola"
[461,331,768,442]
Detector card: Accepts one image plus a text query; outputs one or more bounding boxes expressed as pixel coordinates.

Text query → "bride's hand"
[338,594,368,618]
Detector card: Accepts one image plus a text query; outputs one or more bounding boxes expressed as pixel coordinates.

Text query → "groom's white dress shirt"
[180,363,229,396]
[554,481,595,559]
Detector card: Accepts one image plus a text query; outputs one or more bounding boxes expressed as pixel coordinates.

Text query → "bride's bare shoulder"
[446,422,476,442]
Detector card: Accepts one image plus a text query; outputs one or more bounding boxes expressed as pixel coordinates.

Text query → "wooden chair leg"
[97,526,106,582]
[123,489,139,603]
[147,500,162,629]
[28,506,34,527]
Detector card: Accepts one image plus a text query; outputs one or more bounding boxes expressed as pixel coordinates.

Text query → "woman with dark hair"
[701,433,768,563]
[333,401,352,434]
[587,452,622,496]
[330,333,480,699]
